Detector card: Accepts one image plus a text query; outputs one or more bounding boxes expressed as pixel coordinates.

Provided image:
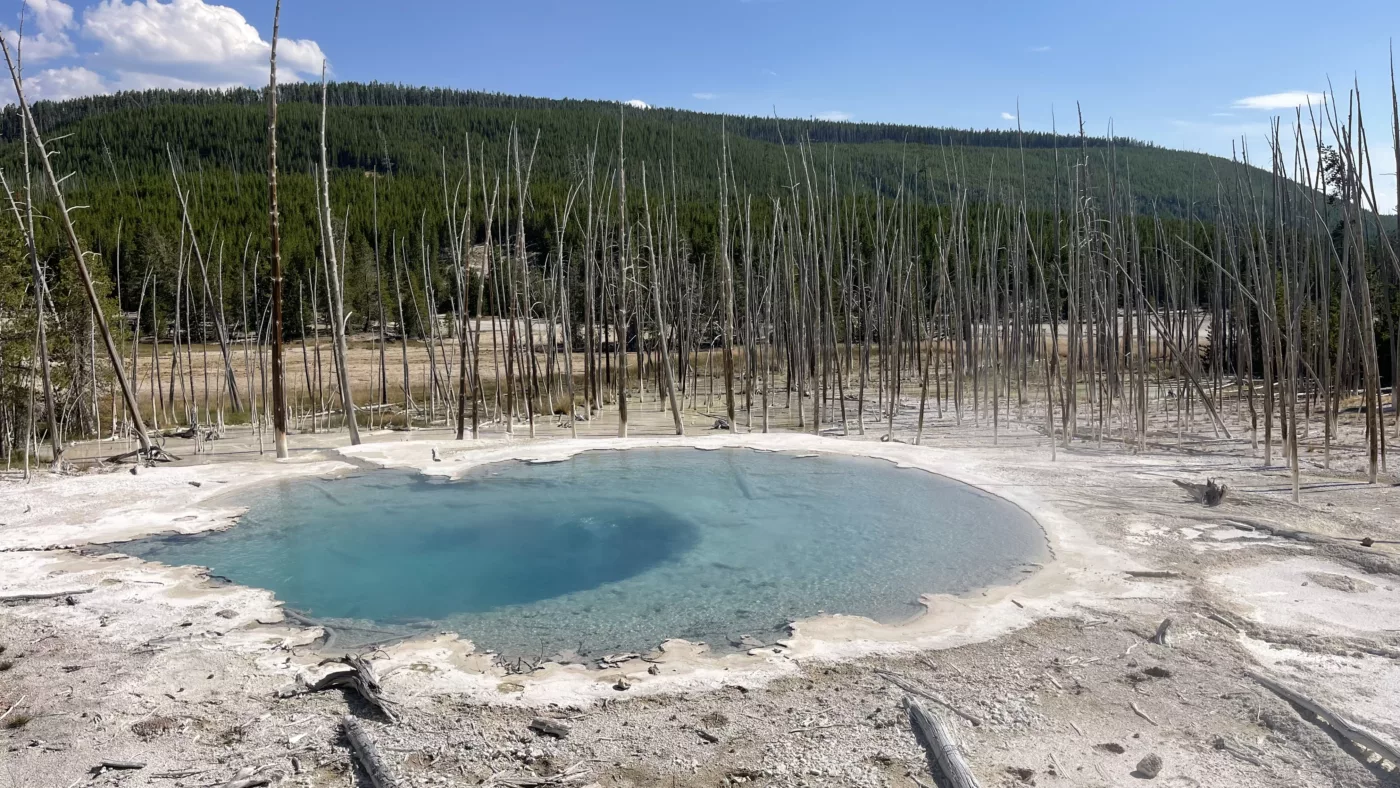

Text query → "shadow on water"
[122,491,699,620]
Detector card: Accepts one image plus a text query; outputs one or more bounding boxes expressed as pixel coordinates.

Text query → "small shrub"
[549,393,578,415]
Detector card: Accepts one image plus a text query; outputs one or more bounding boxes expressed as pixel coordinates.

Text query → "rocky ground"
[2,404,1399,788]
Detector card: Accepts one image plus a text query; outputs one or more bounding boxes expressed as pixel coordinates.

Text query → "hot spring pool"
[120,448,1047,658]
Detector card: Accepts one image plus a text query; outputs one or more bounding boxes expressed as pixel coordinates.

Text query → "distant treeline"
[2,81,1159,152]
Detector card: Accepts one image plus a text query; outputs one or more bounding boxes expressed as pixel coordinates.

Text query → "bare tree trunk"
[318,64,360,445]
[266,0,289,458]
[1,37,153,458]
[616,108,630,437]
[0,170,62,467]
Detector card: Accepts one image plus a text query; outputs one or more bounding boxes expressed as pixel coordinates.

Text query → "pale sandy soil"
[2,398,1399,788]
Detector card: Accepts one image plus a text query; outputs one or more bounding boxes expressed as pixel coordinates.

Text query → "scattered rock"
[1134,753,1163,779]
[214,609,237,619]
[528,718,570,739]
[188,481,202,488]
[647,664,661,675]
[1143,666,1172,679]
[1095,742,1126,755]
[613,677,631,691]
[696,728,720,744]
[1361,537,1374,547]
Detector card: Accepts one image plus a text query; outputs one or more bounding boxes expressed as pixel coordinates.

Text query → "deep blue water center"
[121,448,1047,658]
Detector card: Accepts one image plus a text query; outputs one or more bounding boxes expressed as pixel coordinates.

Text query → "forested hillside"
[0,82,1285,320]
[0,82,1274,261]
[3,81,1393,467]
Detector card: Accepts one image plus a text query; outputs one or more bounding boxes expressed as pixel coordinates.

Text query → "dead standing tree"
[1,37,156,460]
[266,0,290,458]
[616,107,630,437]
[318,61,361,445]
[166,146,243,413]
[0,168,63,468]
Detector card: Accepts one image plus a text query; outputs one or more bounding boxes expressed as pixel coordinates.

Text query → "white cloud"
[761,69,778,77]
[28,0,74,33]
[112,69,221,91]
[816,110,850,122]
[81,0,325,86]
[1029,45,1050,53]
[1232,91,1325,111]
[1,0,78,63]
[1,1,328,105]
[623,98,650,109]
[23,64,107,100]
[692,92,715,100]
[1000,111,1017,121]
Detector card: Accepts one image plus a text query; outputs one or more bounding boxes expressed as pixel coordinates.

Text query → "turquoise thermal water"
[120,448,1047,658]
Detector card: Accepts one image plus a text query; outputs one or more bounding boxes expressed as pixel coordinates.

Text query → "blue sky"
[3,0,1397,207]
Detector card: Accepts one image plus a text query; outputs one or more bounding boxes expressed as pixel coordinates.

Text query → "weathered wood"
[0,588,94,603]
[342,715,400,788]
[1130,701,1159,726]
[0,37,155,459]
[1126,570,1182,579]
[310,655,397,722]
[1149,618,1173,646]
[1173,478,1227,506]
[1212,735,1265,767]
[906,697,983,788]
[95,761,146,772]
[0,695,24,725]
[876,670,983,726]
[215,765,271,788]
[529,717,571,739]
[1248,670,1400,768]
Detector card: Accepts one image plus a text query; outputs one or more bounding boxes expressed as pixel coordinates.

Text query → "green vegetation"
[0,81,1394,477]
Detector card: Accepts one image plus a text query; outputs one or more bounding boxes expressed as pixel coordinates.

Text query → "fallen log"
[529,717,571,739]
[1248,670,1400,768]
[906,697,982,788]
[0,588,94,603]
[342,716,399,788]
[309,655,397,722]
[216,765,270,788]
[876,670,983,726]
[92,761,145,773]
[1173,478,1227,506]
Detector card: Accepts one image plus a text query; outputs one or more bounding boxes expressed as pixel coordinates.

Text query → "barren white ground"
[2,413,1398,788]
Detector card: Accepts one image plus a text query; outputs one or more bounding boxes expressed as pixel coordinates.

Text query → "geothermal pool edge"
[0,432,1132,707]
